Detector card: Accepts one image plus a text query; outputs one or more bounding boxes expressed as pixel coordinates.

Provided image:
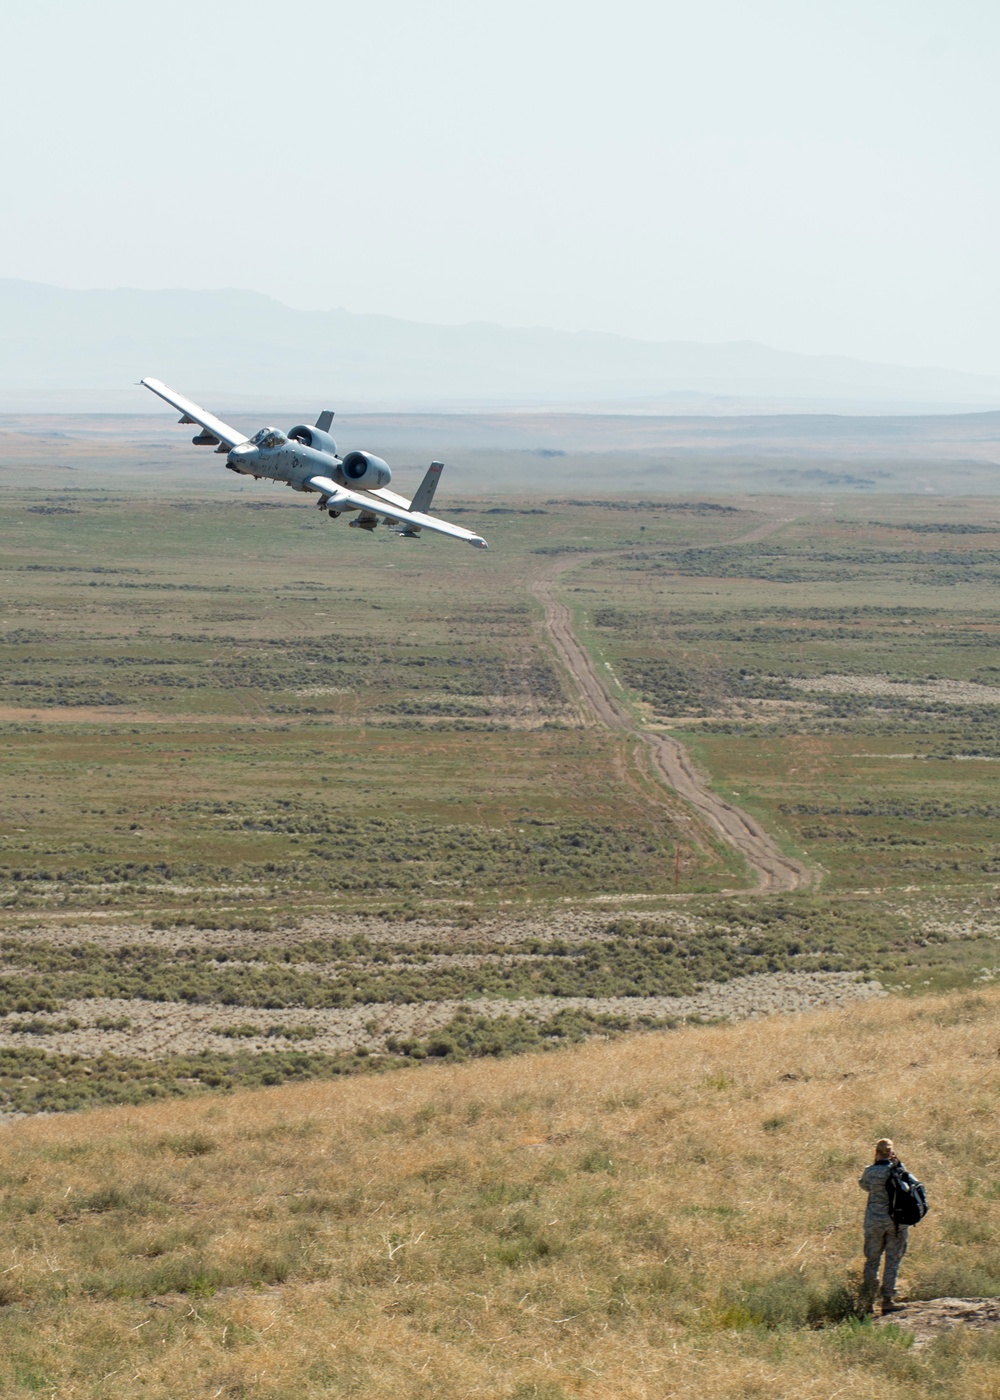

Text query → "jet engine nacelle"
[340,451,392,490]
[288,424,338,456]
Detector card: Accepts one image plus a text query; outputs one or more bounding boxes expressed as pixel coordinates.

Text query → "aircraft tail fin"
[409,461,444,514]
[315,410,335,432]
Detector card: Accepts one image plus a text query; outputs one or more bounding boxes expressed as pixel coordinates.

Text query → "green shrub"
[578,1149,615,1174]
[730,1271,863,1329]
[911,1256,1000,1300]
[79,1181,168,1216]
[161,1132,216,1158]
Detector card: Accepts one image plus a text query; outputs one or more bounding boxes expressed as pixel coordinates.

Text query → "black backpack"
[885,1162,929,1227]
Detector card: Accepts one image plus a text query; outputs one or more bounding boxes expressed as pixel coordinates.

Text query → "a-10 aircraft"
[141,378,488,550]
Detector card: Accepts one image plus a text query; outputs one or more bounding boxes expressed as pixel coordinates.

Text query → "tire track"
[531,515,813,893]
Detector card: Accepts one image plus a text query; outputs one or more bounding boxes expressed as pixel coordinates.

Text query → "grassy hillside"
[0,986,998,1397]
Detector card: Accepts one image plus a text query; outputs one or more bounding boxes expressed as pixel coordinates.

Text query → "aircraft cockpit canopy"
[252,427,287,449]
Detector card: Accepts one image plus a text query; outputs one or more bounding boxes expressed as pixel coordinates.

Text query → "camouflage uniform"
[859,1159,908,1306]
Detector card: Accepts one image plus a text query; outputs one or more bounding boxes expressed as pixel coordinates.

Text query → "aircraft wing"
[306,476,488,549]
[367,485,415,510]
[141,377,249,449]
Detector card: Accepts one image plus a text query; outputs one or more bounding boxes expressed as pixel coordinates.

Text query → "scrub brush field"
[3,485,1000,1109]
[0,487,741,920]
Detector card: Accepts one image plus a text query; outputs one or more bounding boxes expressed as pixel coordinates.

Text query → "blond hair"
[875,1138,894,1159]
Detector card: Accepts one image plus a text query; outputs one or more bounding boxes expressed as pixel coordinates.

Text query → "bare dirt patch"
[0,706,243,724]
[875,1297,1000,1349]
[1,909,621,951]
[789,674,1000,706]
[0,972,883,1060]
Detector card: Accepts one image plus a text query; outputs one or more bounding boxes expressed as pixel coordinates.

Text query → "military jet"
[141,378,488,550]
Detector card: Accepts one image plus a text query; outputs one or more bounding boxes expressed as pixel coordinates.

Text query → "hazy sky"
[3,1,998,372]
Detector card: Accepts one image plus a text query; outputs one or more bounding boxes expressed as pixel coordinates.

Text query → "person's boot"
[881,1298,906,1314]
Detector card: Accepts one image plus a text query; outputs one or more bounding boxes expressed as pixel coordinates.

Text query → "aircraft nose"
[227,443,258,472]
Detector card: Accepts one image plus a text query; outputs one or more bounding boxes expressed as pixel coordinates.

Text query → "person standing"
[859,1137,909,1313]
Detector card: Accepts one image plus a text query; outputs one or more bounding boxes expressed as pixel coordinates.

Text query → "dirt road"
[531,517,813,893]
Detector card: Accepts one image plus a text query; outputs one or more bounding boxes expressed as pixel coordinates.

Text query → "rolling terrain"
[6,279,1000,411]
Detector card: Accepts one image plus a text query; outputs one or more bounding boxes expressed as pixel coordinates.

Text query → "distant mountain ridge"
[3,278,1000,413]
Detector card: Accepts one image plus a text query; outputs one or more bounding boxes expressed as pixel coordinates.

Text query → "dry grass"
[0,987,998,1396]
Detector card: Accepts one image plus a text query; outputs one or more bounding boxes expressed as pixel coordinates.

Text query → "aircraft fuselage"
[227,438,337,491]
